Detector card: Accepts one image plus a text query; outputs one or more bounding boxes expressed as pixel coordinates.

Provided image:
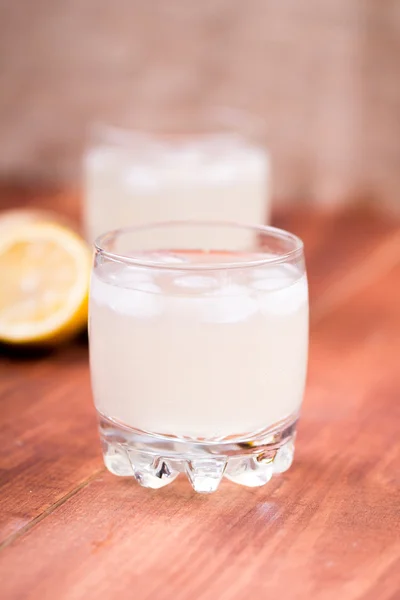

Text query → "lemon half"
[0,221,91,345]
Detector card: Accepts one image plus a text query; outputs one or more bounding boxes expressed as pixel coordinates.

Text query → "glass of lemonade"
[84,109,270,242]
[89,221,308,493]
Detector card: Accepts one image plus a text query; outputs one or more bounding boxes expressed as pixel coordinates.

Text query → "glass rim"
[89,107,267,145]
[94,220,304,271]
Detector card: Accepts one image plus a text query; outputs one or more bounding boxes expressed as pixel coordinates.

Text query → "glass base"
[98,412,298,494]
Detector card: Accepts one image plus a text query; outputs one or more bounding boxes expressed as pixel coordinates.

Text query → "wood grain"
[0,191,399,599]
[0,345,101,543]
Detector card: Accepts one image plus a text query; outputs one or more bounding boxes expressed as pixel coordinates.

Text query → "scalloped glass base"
[98,412,297,493]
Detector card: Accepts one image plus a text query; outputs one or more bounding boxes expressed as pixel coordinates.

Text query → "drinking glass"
[89,221,308,493]
[84,109,270,242]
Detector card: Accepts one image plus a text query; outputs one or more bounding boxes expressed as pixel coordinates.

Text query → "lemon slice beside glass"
[0,220,91,345]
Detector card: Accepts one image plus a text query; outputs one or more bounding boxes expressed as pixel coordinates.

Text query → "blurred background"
[0,0,399,210]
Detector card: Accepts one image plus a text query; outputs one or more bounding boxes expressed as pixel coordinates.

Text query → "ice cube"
[90,273,116,307]
[174,275,218,291]
[125,167,160,192]
[252,264,297,284]
[203,163,237,185]
[96,262,154,290]
[257,275,308,316]
[252,276,289,292]
[91,273,164,318]
[119,269,153,288]
[202,284,257,323]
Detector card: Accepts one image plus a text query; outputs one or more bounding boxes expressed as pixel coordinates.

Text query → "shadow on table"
[0,329,88,362]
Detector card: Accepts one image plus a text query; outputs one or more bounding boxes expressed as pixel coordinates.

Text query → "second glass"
[84,109,270,242]
[89,221,308,493]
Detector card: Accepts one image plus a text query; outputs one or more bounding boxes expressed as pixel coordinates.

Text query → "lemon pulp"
[0,222,91,344]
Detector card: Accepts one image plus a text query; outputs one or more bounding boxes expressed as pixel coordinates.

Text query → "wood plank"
[0,262,399,600]
[0,344,102,543]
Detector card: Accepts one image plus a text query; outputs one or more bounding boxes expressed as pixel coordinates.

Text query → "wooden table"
[1,191,399,599]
